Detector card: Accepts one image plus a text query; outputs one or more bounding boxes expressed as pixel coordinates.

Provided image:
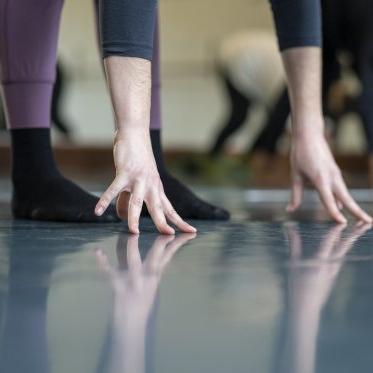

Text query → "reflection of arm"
[282,224,370,373]
[98,234,195,373]
[110,302,147,373]
[286,265,341,373]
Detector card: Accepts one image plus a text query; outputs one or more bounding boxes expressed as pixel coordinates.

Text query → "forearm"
[104,57,151,133]
[269,0,323,136]
[110,321,146,373]
[98,0,157,132]
[281,48,323,136]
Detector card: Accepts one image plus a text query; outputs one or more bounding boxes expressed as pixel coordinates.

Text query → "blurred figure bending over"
[52,62,73,140]
[210,30,284,156]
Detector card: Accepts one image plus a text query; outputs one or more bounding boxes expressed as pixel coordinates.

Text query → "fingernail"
[130,226,140,234]
[95,206,104,216]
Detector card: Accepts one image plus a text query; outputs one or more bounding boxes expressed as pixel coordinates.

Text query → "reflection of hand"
[283,223,370,373]
[287,129,372,224]
[96,234,195,373]
[96,233,196,321]
[287,222,370,307]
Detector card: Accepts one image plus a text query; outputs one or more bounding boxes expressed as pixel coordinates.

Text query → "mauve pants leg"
[0,0,64,129]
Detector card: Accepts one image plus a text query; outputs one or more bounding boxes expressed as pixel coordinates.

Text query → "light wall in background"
[57,1,364,153]
[59,0,273,77]
[57,0,277,148]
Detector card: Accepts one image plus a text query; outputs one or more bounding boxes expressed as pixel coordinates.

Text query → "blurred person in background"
[211,0,373,178]
[52,62,73,140]
[210,30,285,156]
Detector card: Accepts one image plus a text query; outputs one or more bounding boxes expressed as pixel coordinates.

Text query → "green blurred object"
[166,153,251,186]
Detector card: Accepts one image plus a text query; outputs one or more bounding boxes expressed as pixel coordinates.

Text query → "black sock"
[10,128,119,222]
[149,129,230,220]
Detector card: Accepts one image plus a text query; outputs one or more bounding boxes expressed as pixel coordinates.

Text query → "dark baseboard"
[0,145,370,186]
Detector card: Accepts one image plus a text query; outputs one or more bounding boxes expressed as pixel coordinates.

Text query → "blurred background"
[0,0,371,189]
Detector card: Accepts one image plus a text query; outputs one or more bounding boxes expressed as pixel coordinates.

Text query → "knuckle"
[100,197,110,206]
[131,196,143,207]
[167,208,179,217]
[149,173,161,184]
[333,167,342,176]
[315,171,326,186]
[107,189,117,198]
[148,203,162,215]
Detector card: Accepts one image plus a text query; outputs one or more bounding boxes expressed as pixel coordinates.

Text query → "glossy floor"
[1,190,373,373]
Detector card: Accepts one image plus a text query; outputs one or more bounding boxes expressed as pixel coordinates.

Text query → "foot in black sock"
[160,172,230,220]
[11,129,119,223]
[149,130,230,220]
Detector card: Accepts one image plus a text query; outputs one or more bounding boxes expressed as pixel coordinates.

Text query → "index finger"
[95,177,127,216]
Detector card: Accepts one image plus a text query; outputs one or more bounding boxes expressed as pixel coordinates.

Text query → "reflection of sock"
[149,129,230,220]
[11,128,119,222]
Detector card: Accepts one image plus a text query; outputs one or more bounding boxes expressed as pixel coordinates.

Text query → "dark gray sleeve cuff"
[99,0,157,61]
[269,0,322,51]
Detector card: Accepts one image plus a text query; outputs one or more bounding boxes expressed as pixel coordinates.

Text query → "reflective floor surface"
[1,189,373,373]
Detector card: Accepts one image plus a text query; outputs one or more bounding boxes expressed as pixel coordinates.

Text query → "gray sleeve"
[269,0,322,50]
[98,0,157,61]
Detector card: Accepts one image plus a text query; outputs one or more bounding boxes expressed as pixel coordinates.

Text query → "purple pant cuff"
[2,82,53,129]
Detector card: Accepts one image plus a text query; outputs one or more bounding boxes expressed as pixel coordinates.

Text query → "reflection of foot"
[145,172,230,220]
[12,176,119,223]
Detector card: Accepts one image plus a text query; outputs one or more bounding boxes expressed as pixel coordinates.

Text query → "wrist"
[114,125,149,141]
[291,114,324,141]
